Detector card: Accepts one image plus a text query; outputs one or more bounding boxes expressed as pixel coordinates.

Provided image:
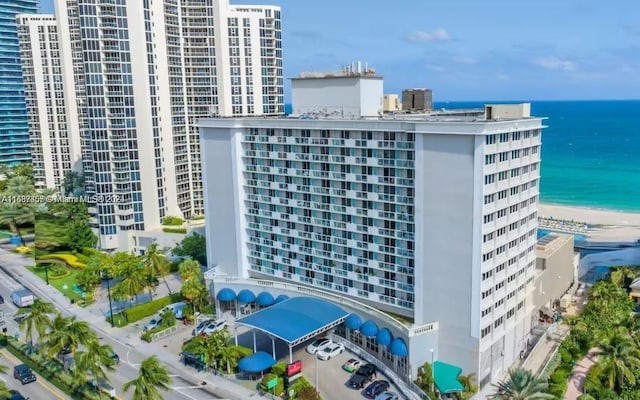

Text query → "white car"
[142,316,162,332]
[316,343,344,361]
[375,392,399,400]
[195,319,227,336]
[305,338,332,355]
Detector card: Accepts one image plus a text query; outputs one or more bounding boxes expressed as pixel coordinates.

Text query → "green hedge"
[124,293,184,323]
[162,216,184,226]
[162,227,187,234]
[4,338,101,400]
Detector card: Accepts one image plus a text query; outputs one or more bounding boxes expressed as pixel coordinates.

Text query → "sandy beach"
[539,203,640,242]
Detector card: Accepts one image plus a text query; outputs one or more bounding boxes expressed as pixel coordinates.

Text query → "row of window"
[485,130,540,145]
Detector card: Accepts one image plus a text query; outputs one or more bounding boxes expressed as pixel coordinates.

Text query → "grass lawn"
[27,265,94,306]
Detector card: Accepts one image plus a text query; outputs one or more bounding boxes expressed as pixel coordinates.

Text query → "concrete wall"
[383,94,401,112]
[485,104,531,119]
[415,133,479,376]
[291,77,383,117]
[200,128,244,275]
[533,235,575,309]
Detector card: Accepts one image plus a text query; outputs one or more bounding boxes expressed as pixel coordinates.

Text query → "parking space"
[294,344,404,400]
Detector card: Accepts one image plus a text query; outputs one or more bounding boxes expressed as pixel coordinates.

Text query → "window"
[485,154,496,164]
[481,326,492,338]
[484,174,495,185]
[499,133,509,143]
[486,135,496,145]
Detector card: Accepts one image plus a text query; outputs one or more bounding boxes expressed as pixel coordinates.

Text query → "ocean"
[285,100,640,213]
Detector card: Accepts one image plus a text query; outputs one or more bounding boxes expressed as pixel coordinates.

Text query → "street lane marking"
[1,349,66,400]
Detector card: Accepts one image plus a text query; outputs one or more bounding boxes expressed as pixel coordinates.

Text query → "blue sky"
[40,0,640,101]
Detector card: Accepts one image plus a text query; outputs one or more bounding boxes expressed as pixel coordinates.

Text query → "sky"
[40,0,640,101]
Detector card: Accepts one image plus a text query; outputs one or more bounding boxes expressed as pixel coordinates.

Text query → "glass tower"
[0,0,38,165]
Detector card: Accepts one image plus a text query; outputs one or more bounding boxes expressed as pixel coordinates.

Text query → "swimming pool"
[537,228,588,242]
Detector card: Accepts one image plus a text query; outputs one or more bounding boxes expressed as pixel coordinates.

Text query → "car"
[13,364,36,385]
[107,349,120,365]
[375,392,399,400]
[0,294,4,304]
[342,358,362,373]
[193,319,226,336]
[161,302,186,319]
[316,342,344,361]
[364,380,391,399]
[6,390,29,400]
[143,316,162,332]
[347,363,377,389]
[13,312,29,323]
[191,319,212,336]
[305,338,332,355]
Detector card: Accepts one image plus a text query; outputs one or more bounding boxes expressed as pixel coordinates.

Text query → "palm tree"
[181,277,206,316]
[0,363,10,398]
[456,373,478,400]
[4,175,35,195]
[588,281,621,304]
[596,328,640,391]
[216,344,239,374]
[17,298,55,351]
[191,335,220,370]
[490,368,553,400]
[141,242,171,294]
[178,259,201,281]
[73,340,117,397]
[610,266,638,288]
[0,203,35,246]
[112,253,147,304]
[46,314,98,357]
[123,356,172,400]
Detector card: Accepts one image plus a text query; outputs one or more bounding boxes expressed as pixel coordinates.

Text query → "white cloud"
[532,57,576,71]
[453,56,477,65]
[425,64,446,72]
[407,28,450,43]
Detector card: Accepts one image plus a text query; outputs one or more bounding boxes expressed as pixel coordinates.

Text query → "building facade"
[0,0,38,166]
[16,14,82,190]
[53,0,283,250]
[200,103,544,387]
[383,94,401,112]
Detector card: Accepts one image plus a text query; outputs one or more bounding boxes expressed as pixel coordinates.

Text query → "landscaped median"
[107,292,185,327]
[1,337,104,400]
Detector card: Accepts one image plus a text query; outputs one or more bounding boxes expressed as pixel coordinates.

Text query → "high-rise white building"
[199,74,545,388]
[52,0,283,250]
[16,14,83,190]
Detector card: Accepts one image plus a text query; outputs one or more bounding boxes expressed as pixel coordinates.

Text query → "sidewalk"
[564,348,599,400]
[0,248,260,400]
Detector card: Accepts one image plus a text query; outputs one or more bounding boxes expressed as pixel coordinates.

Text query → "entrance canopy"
[238,351,276,373]
[235,296,348,346]
[434,361,464,394]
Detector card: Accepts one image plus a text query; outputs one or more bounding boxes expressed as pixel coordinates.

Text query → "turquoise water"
[437,100,640,212]
[285,100,640,212]
[537,229,588,242]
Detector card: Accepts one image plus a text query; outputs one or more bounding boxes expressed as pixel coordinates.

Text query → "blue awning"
[237,351,276,373]
[345,314,363,330]
[237,289,256,303]
[359,320,379,337]
[217,288,236,302]
[256,292,274,307]
[274,294,290,304]
[390,338,408,357]
[376,328,393,346]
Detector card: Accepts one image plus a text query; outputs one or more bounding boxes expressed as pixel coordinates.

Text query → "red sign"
[286,360,302,377]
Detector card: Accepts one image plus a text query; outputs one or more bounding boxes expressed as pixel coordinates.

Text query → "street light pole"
[104,273,115,328]
[429,349,435,394]
[44,264,49,285]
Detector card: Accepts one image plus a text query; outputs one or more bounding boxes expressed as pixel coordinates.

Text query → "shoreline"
[539,203,640,242]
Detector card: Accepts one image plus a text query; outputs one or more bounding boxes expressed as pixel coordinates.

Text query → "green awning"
[434,361,464,394]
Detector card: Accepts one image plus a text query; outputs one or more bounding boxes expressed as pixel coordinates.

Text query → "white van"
[161,302,187,319]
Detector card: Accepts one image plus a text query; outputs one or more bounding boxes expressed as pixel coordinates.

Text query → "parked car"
[161,302,186,320]
[13,364,36,385]
[375,392,399,400]
[192,319,212,336]
[143,316,162,332]
[364,380,390,399]
[107,349,120,365]
[0,294,4,304]
[347,363,377,389]
[6,390,29,400]
[196,319,227,336]
[342,358,362,373]
[305,338,332,355]
[316,343,344,361]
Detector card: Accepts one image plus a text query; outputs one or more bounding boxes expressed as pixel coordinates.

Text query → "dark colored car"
[13,364,36,385]
[13,312,29,323]
[0,294,4,304]
[108,350,120,365]
[6,390,29,400]
[364,380,391,399]
[347,363,377,389]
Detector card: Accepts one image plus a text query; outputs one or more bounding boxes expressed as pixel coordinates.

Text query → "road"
[0,248,233,400]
